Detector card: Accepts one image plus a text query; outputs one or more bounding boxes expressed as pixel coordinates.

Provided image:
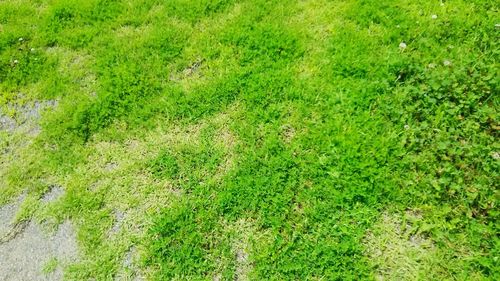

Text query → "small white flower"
[443,60,452,66]
[431,15,438,20]
[492,152,500,160]
[495,24,500,28]
[18,37,23,41]
[13,59,19,64]
[428,63,437,69]
[404,125,410,130]
[399,42,407,49]
[30,48,35,52]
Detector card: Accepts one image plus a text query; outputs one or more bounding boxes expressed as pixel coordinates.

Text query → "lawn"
[0,0,498,280]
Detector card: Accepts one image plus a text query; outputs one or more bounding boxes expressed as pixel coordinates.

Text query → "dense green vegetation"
[0,0,498,280]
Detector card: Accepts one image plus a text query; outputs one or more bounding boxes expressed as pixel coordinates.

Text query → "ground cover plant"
[0,0,498,280]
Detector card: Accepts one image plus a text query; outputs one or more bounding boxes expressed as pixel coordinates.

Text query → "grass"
[42,257,59,275]
[0,0,498,280]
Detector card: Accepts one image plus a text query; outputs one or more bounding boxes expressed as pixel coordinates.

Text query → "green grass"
[42,257,59,275]
[0,0,498,280]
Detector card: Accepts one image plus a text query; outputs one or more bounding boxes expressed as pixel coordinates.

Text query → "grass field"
[0,0,498,280]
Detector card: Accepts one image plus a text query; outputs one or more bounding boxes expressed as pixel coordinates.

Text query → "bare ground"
[0,193,78,281]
